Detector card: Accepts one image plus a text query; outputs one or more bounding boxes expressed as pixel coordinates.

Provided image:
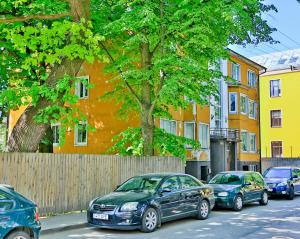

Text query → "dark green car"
[208,171,268,211]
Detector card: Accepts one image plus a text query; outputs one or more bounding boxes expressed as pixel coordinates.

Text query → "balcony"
[210,128,240,142]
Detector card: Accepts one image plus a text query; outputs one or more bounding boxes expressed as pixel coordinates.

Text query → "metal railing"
[210,128,240,141]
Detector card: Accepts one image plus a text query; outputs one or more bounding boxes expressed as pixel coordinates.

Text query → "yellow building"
[254,50,300,158]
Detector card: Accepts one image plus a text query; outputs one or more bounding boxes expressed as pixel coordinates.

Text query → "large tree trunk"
[8,0,90,152]
[140,43,154,156]
[8,59,84,152]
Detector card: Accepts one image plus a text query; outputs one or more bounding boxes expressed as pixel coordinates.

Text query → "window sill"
[78,96,89,100]
[271,126,282,128]
[74,143,88,147]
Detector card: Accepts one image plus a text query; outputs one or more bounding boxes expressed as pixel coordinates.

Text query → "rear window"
[209,173,242,185]
[264,169,291,179]
[0,190,14,211]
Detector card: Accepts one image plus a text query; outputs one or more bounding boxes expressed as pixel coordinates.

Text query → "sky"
[230,0,300,58]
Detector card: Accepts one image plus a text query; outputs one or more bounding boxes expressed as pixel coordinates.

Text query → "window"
[252,172,264,185]
[51,123,60,146]
[241,131,248,152]
[270,80,281,97]
[270,110,282,128]
[75,121,88,146]
[249,100,257,119]
[229,92,238,114]
[179,176,201,189]
[247,70,257,88]
[240,94,248,115]
[199,124,209,149]
[271,141,283,158]
[249,134,256,152]
[75,76,89,99]
[244,173,253,184]
[232,63,241,82]
[184,122,195,149]
[161,177,180,192]
[0,191,14,212]
[160,119,177,135]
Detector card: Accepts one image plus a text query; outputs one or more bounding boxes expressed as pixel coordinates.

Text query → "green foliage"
[109,127,200,160]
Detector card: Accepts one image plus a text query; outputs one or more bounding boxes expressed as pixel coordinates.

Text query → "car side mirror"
[293,175,298,179]
[243,182,251,186]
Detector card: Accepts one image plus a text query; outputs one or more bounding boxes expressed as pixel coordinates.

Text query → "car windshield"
[209,173,242,185]
[264,169,291,179]
[116,176,163,193]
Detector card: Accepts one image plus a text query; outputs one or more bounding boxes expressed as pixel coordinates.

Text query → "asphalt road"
[41,196,300,239]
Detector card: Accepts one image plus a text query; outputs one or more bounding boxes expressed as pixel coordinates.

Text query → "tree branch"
[99,42,143,108]
[0,13,70,23]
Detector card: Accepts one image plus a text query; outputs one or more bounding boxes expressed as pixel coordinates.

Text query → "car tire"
[233,195,243,211]
[6,231,31,239]
[259,191,268,205]
[197,199,210,220]
[287,186,295,200]
[141,208,158,233]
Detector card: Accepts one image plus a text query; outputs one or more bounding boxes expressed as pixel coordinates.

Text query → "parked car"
[208,171,268,211]
[263,166,300,200]
[87,173,215,232]
[0,184,41,239]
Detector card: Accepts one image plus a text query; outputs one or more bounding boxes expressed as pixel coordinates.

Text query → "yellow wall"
[260,70,300,158]
[228,56,261,162]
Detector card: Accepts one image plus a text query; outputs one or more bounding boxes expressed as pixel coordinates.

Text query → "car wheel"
[233,195,243,211]
[141,208,158,233]
[6,231,30,239]
[287,186,295,200]
[197,199,210,220]
[259,191,268,205]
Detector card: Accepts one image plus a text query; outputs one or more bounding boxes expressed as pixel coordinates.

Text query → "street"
[41,196,300,239]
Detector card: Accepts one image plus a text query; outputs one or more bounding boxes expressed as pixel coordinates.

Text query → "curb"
[41,222,89,235]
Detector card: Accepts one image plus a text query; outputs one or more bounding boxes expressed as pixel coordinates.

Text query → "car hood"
[264,178,288,184]
[209,184,241,193]
[94,191,153,205]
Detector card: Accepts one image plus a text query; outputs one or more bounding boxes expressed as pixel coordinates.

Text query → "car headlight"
[277,182,288,187]
[88,198,98,208]
[120,202,139,212]
[217,192,229,197]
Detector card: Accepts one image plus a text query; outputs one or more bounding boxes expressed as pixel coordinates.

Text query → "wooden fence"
[261,157,300,173]
[0,153,184,216]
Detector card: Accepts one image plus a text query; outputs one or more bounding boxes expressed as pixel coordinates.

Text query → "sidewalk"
[40,211,88,234]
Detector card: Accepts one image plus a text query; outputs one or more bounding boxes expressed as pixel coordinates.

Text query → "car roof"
[137,173,190,178]
[270,166,299,169]
[218,171,255,175]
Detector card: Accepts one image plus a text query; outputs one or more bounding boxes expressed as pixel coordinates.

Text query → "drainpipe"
[258,68,266,173]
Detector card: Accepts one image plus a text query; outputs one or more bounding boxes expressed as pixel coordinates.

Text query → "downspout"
[258,68,267,173]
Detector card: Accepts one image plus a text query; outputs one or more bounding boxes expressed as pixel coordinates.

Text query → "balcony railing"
[210,128,240,141]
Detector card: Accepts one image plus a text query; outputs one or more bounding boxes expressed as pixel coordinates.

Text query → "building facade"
[253,49,300,158]
[9,50,263,179]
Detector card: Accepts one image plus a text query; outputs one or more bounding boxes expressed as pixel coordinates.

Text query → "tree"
[0,0,276,158]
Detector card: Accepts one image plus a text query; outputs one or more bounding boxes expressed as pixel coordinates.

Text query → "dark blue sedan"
[87,173,215,232]
[0,185,41,239]
[263,167,300,200]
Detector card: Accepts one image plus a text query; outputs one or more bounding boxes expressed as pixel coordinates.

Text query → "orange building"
[9,50,264,179]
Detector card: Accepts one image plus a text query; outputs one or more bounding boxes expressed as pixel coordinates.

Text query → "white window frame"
[75,76,89,99]
[184,122,196,149]
[232,62,241,83]
[229,92,238,114]
[270,79,281,97]
[74,121,88,146]
[241,130,248,153]
[249,133,257,153]
[160,119,177,135]
[240,94,248,115]
[198,123,209,149]
[51,123,60,147]
[248,99,256,119]
[247,70,257,88]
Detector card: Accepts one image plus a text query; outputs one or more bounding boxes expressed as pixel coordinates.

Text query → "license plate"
[268,188,273,192]
[93,213,109,220]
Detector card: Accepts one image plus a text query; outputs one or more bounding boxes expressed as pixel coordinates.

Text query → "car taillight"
[35,208,39,221]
